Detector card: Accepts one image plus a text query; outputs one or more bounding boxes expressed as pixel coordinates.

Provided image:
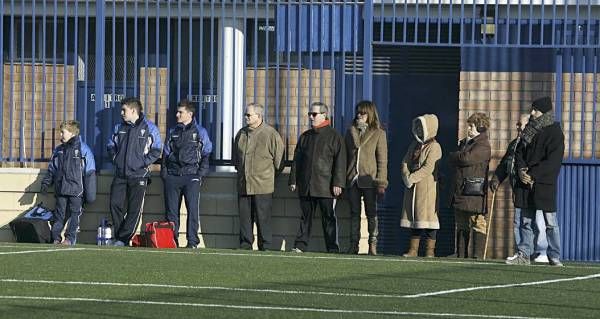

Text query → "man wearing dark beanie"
[507,96,565,266]
[532,96,553,114]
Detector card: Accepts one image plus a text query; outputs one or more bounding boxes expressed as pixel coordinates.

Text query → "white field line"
[99,248,600,270]
[0,248,85,255]
[0,278,407,299]
[403,273,600,298]
[0,295,556,319]
[0,245,50,249]
[4,272,600,301]
[1,244,599,270]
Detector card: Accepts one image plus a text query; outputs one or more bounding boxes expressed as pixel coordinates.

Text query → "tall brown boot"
[368,242,377,255]
[472,232,487,259]
[367,216,379,255]
[403,236,420,257]
[425,239,436,258]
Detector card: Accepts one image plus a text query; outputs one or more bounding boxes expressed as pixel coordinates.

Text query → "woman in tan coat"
[400,114,442,257]
[345,101,388,255]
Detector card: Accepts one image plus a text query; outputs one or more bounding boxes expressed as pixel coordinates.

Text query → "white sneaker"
[534,254,549,263]
[291,248,303,253]
[506,253,519,261]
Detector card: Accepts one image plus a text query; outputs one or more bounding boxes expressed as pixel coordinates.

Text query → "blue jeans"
[513,208,548,256]
[518,209,561,260]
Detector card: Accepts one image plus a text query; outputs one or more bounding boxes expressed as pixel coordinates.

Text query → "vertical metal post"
[199,1,204,124]
[111,0,115,106]
[42,0,47,157]
[83,0,89,143]
[144,0,149,105]
[155,0,160,118]
[20,0,25,161]
[30,0,36,162]
[363,0,373,100]
[123,0,127,95]
[0,0,4,160]
[95,0,106,166]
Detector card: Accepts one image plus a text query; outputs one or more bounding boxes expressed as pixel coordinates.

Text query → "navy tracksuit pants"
[110,176,148,243]
[51,195,83,243]
[163,174,201,246]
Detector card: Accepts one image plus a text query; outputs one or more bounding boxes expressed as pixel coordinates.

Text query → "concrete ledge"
[0,170,372,253]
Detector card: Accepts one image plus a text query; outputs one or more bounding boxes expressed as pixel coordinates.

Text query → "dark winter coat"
[107,114,163,179]
[513,122,564,212]
[289,124,346,198]
[42,136,97,203]
[162,119,212,177]
[494,137,520,188]
[448,132,491,214]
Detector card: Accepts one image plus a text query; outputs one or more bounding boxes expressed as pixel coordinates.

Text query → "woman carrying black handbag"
[448,112,491,259]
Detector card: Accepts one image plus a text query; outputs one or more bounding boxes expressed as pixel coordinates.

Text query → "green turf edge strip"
[0,295,556,319]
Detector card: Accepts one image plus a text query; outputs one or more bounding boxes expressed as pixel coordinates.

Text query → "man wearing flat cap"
[506,96,565,266]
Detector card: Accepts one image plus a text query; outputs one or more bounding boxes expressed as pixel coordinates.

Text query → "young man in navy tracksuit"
[41,120,97,245]
[162,100,212,248]
[107,97,163,246]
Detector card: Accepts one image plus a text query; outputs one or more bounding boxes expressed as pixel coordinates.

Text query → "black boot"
[346,212,361,254]
[457,230,470,258]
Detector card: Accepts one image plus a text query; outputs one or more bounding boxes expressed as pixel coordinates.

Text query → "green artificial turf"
[1,243,599,318]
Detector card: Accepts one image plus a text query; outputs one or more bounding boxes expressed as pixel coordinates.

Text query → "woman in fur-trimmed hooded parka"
[400,114,442,257]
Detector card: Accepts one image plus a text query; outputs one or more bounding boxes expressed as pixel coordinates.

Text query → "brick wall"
[459,71,554,259]
[246,68,335,160]
[560,73,600,159]
[139,67,169,139]
[2,63,75,162]
[460,71,600,258]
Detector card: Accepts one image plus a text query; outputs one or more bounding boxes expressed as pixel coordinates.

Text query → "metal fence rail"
[1,0,599,165]
[372,1,600,48]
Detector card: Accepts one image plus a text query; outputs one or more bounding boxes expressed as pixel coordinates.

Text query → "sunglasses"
[307,112,323,117]
[356,111,367,115]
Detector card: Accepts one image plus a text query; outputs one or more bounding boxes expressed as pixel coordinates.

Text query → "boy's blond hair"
[60,120,80,136]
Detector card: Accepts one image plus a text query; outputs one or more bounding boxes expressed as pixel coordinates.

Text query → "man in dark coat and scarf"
[506,96,565,266]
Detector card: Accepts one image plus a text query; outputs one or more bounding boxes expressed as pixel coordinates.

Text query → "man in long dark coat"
[289,102,346,253]
[507,96,565,266]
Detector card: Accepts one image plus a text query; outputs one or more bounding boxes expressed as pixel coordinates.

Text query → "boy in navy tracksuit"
[41,120,97,245]
[107,97,163,246]
[162,100,212,248]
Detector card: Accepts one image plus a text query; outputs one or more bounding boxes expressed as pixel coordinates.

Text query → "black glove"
[489,177,499,192]
[40,184,49,194]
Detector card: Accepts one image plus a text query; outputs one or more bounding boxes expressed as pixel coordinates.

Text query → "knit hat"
[532,97,553,113]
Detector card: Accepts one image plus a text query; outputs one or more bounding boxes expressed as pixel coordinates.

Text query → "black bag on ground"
[9,204,53,243]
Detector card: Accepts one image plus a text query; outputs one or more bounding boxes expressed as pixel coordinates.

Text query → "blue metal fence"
[1,1,599,164]
[1,1,599,259]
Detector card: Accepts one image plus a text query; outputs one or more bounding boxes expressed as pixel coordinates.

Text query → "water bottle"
[97,218,113,246]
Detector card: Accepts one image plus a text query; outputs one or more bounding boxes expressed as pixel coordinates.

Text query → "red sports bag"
[132,221,177,248]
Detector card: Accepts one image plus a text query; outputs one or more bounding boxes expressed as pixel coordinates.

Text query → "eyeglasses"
[307,112,323,117]
[356,111,367,115]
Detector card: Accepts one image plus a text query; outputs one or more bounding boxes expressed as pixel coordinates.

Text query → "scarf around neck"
[521,112,555,146]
